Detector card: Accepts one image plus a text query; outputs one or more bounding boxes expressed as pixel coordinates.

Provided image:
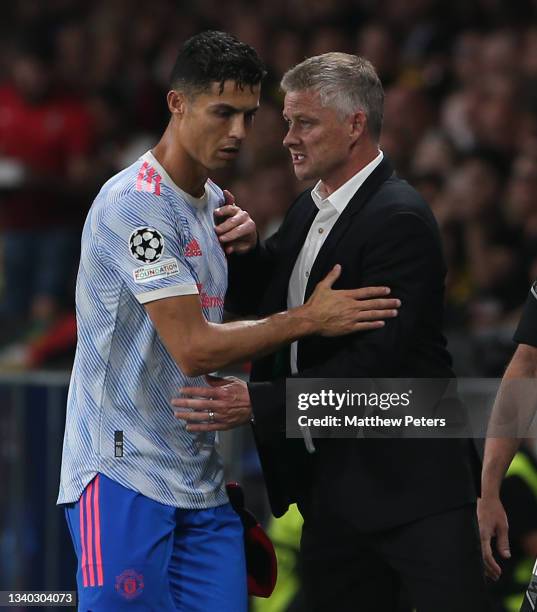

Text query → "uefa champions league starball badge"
[129,227,164,263]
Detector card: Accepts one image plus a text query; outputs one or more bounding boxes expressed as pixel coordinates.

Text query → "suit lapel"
[263,196,318,314]
[283,198,318,281]
[304,157,394,300]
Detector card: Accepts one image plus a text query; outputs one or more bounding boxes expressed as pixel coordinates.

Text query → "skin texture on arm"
[478,343,537,580]
[145,265,399,377]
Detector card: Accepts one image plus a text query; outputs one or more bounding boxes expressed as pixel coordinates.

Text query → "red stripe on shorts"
[86,480,95,587]
[80,488,89,587]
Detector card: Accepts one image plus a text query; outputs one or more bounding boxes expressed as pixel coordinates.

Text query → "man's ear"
[167,90,186,116]
[350,110,367,142]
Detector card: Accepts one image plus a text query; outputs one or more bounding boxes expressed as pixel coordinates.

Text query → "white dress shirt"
[287,150,384,374]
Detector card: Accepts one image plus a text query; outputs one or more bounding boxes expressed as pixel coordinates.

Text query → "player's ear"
[167,90,186,116]
[349,110,366,142]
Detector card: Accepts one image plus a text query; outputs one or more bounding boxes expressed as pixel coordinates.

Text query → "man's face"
[282,89,354,184]
[178,80,260,170]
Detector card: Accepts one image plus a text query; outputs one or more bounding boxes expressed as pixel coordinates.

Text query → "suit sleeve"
[224,238,277,315]
[249,211,445,438]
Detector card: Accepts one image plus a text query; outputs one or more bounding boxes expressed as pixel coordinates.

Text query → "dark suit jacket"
[225,157,480,532]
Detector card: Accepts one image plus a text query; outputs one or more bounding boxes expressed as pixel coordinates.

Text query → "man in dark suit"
[174,53,490,611]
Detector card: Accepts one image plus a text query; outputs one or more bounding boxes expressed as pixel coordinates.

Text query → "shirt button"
[318,228,324,234]
[305,271,310,277]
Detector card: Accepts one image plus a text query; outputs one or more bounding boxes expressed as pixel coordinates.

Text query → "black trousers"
[299,503,492,612]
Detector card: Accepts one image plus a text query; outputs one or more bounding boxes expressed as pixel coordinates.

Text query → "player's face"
[283,89,354,186]
[180,80,260,169]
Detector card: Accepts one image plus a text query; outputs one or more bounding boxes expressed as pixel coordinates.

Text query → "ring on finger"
[208,410,215,423]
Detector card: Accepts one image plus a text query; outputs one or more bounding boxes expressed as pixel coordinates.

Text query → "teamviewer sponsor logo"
[196,283,224,308]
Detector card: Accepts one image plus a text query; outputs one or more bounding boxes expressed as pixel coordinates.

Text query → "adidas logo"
[185,238,202,257]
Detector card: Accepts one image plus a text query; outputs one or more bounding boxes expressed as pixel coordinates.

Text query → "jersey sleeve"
[95,191,199,304]
[513,282,537,348]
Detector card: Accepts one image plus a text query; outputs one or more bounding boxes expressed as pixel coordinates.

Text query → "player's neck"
[152,130,207,198]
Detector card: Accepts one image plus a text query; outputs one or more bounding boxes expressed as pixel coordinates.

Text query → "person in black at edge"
[480,283,537,596]
[488,441,537,612]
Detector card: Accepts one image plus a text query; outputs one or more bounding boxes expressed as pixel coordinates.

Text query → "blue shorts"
[64,474,247,611]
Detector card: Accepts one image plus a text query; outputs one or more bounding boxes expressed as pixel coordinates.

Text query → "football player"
[57,31,400,611]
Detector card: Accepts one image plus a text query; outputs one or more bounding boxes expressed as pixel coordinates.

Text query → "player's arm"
[145,265,400,377]
[478,343,537,580]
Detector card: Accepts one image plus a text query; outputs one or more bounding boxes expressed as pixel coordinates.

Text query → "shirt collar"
[141,150,208,209]
[311,150,384,213]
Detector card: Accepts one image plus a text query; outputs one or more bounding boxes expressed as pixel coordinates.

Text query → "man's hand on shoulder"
[302,264,400,337]
[214,189,257,255]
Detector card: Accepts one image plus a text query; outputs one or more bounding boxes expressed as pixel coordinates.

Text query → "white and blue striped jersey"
[58,151,229,509]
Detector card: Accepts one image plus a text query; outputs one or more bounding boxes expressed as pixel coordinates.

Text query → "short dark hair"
[170,31,266,97]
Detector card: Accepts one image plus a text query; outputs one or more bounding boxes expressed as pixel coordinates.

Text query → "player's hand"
[302,265,400,337]
[172,375,252,432]
[477,495,510,580]
[214,190,257,255]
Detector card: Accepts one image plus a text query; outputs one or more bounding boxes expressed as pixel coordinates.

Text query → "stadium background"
[1,0,537,608]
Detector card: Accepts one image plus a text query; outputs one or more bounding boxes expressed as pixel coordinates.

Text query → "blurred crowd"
[0,0,537,372]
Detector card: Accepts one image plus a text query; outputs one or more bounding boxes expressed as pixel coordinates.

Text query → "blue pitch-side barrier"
[0,371,73,595]
[0,370,256,597]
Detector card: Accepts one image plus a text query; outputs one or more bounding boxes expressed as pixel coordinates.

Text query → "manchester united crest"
[115,569,144,600]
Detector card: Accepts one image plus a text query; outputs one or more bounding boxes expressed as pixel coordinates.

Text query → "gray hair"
[281,52,384,141]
